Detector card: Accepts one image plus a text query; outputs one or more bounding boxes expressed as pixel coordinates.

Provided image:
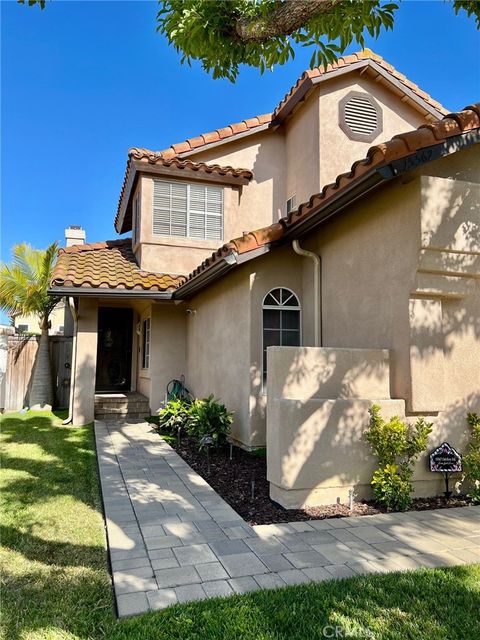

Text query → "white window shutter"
[153,180,172,235]
[153,179,223,240]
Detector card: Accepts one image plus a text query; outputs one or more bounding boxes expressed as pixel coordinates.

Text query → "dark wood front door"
[95,307,133,392]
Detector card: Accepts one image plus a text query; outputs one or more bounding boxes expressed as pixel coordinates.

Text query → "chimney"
[65,225,86,247]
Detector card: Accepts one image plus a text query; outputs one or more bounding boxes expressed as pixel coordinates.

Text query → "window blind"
[153,180,223,240]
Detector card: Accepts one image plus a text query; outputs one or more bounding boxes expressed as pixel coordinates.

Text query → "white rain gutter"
[292,240,322,347]
[63,297,78,425]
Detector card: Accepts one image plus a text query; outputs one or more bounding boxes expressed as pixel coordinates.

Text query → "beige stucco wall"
[248,245,305,446]
[285,88,320,207]
[73,297,98,425]
[266,145,479,505]
[185,266,252,446]
[131,69,432,285]
[182,142,479,508]
[134,176,243,275]
[318,74,425,187]
[189,72,427,223]
[183,243,307,448]
[266,346,406,507]
[14,301,67,335]
[147,303,186,413]
[189,130,287,226]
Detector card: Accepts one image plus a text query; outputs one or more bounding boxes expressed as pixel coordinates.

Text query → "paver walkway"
[95,419,480,617]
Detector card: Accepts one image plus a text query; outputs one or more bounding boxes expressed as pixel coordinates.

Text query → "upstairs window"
[153,179,223,241]
[262,288,301,383]
[286,195,297,216]
[142,317,150,369]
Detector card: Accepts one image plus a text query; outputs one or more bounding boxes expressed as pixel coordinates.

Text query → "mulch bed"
[156,431,472,526]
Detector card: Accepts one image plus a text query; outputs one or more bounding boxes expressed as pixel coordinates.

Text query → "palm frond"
[0,241,61,321]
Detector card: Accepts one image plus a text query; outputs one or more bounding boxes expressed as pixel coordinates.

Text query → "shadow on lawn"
[1,413,479,640]
[1,414,105,568]
[0,415,99,507]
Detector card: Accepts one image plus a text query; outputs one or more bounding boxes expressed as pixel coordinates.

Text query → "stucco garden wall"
[266,346,406,507]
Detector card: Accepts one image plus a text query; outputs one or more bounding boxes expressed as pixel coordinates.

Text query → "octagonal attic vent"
[339,91,383,142]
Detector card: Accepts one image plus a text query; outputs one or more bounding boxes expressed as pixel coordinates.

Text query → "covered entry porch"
[70,295,186,425]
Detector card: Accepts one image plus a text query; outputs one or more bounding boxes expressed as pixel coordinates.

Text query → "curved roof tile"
[51,239,185,292]
[180,103,479,287]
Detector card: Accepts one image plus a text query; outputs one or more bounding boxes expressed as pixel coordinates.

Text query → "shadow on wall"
[271,348,392,493]
[267,344,480,501]
[250,137,286,224]
[412,174,480,360]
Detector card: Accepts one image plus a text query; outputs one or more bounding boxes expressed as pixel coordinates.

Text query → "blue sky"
[1,0,479,265]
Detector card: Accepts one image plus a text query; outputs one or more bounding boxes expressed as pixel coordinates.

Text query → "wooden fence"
[3,335,73,411]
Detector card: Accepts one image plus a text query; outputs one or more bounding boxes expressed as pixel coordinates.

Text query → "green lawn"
[1,411,479,640]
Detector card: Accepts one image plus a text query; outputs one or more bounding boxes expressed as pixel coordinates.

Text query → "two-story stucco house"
[49,51,480,507]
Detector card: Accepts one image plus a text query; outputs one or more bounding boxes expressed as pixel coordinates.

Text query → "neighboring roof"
[115,150,253,234]
[158,50,447,162]
[50,240,184,294]
[176,103,480,297]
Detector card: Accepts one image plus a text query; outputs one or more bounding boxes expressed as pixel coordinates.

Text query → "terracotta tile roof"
[115,149,254,233]
[273,49,447,121]
[156,50,446,162]
[181,103,480,289]
[54,103,477,298]
[158,114,273,160]
[51,240,184,292]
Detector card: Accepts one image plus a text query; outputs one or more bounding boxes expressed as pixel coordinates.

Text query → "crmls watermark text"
[322,625,375,638]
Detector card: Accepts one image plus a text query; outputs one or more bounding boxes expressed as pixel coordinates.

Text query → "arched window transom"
[262,288,301,383]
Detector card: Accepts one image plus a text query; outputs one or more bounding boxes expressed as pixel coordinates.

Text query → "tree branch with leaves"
[18,0,480,81]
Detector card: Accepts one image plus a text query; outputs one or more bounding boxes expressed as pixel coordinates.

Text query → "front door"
[95,307,133,392]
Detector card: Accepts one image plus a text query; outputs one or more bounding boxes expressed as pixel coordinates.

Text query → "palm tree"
[0,242,61,410]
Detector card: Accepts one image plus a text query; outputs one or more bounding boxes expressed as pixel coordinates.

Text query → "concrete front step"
[94,392,150,419]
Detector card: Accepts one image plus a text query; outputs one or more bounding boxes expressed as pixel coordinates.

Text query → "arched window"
[262,288,301,382]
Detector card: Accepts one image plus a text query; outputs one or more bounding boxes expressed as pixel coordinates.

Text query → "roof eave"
[285,130,480,239]
[176,123,272,159]
[175,128,479,296]
[273,59,446,124]
[116,160,253,235]
[174,252,239,299]
[48,286,174,300]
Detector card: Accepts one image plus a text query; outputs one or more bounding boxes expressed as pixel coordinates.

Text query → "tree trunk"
[235,0,338,43]
[29,325,54,411]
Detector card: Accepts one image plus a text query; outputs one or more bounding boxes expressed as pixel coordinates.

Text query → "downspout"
[63,297,78,425]
[292,240,322,347]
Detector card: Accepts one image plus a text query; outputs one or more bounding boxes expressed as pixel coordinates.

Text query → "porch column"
[73,298,98,425]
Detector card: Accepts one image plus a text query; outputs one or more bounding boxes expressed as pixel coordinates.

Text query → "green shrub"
[464,412,480,502]
[364,404,432,511]
[187,394,233,449]
[157,397,190,434]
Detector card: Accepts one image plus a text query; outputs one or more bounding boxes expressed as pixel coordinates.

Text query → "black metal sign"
[429,442,462,473]
[429,442,462,499]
